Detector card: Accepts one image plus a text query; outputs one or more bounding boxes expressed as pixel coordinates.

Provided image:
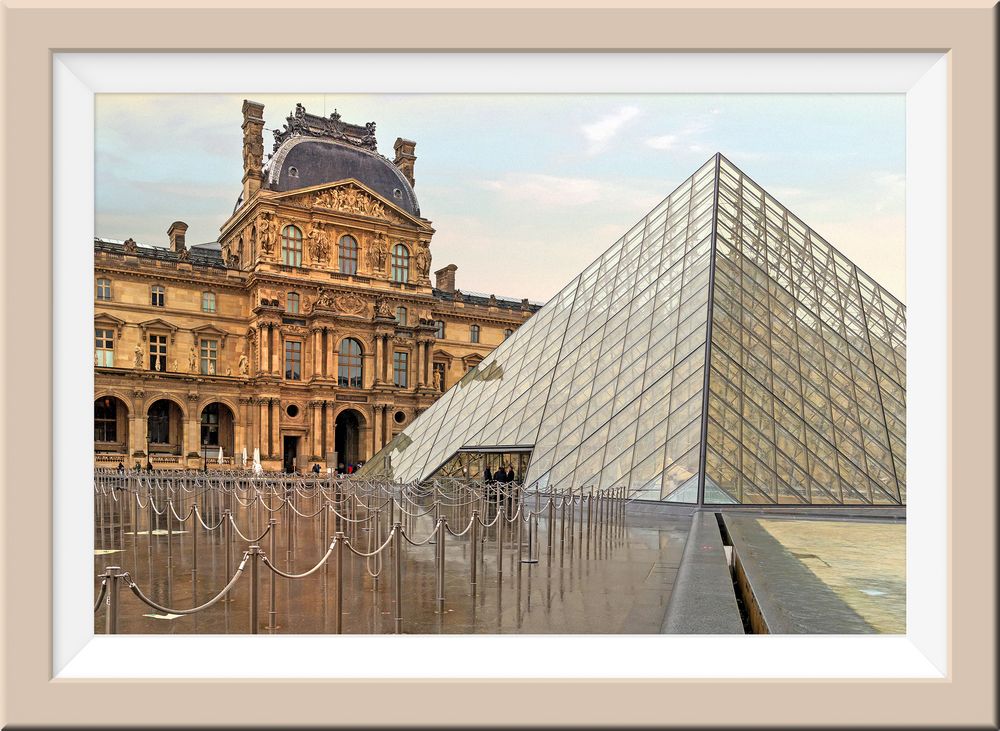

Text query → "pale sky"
[96,93,905,304]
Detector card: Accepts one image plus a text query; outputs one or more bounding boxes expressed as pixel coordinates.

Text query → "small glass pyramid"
[360,155,905,506]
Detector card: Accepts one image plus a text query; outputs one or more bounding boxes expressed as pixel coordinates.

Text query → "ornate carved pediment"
[94,312,126,337]
[191,324,228,348]
[312,288,369,317]
[281,183,412,226]
[138,318,179,343]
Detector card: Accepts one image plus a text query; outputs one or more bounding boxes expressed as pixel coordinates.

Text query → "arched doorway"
[94,395,129,456]
[200,402,235,460]
[335,409,364,470]
[146,399,184,456]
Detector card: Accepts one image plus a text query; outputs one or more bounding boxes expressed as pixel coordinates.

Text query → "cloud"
[581,106,640,154]
[481,174,607,206]
[480,173,665,213]
[645,134,678,150]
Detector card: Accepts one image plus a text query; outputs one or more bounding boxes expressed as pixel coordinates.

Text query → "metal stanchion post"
[285,497,292,558]
[249,545,260,634]
[547,499,555,559]
[223,510,233,602]
[166,497,173,566]
[268,518,277,630]
[192,504,199,576]
[105,567,121,635]
[335,532,345,634]
[436,519,446,611]
[393,523,403,634]
[470,510,479,594]
[496,510,503,582]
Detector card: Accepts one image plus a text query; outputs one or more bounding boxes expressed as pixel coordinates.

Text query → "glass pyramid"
[361,155,906,506]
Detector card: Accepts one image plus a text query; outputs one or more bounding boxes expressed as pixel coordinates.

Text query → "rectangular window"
[434,320,445,338]
[95,328,115,367]
[285,340,302,380]
[201,292,216,312]
[96,278,111,301]
[470,325,480,343]
[151,285,165,307]
[200,338,218,375]
[149,334,167,372]
[396,306,407,326]
[393,351,409,388]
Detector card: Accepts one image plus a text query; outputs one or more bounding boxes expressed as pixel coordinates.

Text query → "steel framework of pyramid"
[361,154,906,506]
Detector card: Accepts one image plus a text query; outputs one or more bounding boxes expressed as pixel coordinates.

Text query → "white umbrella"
[252,447,263,475]
[241,446,248,468]
[217,445,224,464]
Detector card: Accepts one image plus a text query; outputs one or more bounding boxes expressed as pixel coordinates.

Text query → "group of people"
[483,465,518,485]
[117,460,154,473]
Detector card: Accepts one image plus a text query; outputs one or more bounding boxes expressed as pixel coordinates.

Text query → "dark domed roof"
[265,138,420,217]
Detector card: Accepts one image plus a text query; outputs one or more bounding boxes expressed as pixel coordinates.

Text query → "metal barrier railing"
[94,472,629,634]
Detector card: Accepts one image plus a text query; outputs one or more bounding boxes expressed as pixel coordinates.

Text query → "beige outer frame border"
[3,2,995,728]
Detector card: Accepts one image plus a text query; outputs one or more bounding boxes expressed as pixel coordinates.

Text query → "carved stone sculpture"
[238,352,249,376]
[122,237,138,253]
[188,347,197,373]
[415,240,432,281]
[434,368,444,392]
[134,343,144,370]
[374,295,394,319]
[307,223,328,262]
[260,214,277,254]
[366,233,389,273]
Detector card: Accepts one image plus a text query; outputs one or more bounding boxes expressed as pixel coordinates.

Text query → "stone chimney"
[241,99,265,203]
[393,138,417,187]
[434,264,457,293]
[167,221,188,252]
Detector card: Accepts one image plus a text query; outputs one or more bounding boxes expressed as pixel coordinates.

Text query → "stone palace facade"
[94,101,540,471]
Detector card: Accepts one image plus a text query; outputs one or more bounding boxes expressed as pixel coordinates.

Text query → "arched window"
[281,225,303,267]
[396,306,407,326]
[339,235,359,275]
[391,244,410,283]
[201,291,216,313]
[470,324,480,343]
[286,292,300,314]
[338,338,363,388]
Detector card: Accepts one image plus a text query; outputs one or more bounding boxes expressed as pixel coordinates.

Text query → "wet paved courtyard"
[94,488,690,635]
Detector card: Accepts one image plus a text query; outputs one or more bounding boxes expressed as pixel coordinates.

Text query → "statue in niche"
[366,233,388,273]
[171,359,178,373]
[134,343,144,370]
[434,368,444,392]
[260,214,277,254]
[188,347,197,373]
[415,241,432,280]
[238,351,249,376]
[307,223,328,262]
[374,295,393,319]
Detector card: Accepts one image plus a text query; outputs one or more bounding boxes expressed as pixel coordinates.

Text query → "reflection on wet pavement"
[94,487,689,635]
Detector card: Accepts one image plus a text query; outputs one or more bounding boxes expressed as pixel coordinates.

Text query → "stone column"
[416,341,425,388]
[372,406,383,453]
[383,336,391,383]
[382,405,391,446]
[312,329,322,379]
[259,324,268,375]
[270,398,280,458]
[425,341,433,385]
[331,337,339,383]
[185,399,201,461]
[320,401,329,462]
[237,397,249,461]
[363,352,375,390]
[311,401,322,458]
[271,327,280,375]
[324,402,336,460]
[322,329,330,378]
[374,334,383,384]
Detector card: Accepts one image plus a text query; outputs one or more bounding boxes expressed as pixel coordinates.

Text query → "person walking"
[116,461,125,473]
[311,462,321,475]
